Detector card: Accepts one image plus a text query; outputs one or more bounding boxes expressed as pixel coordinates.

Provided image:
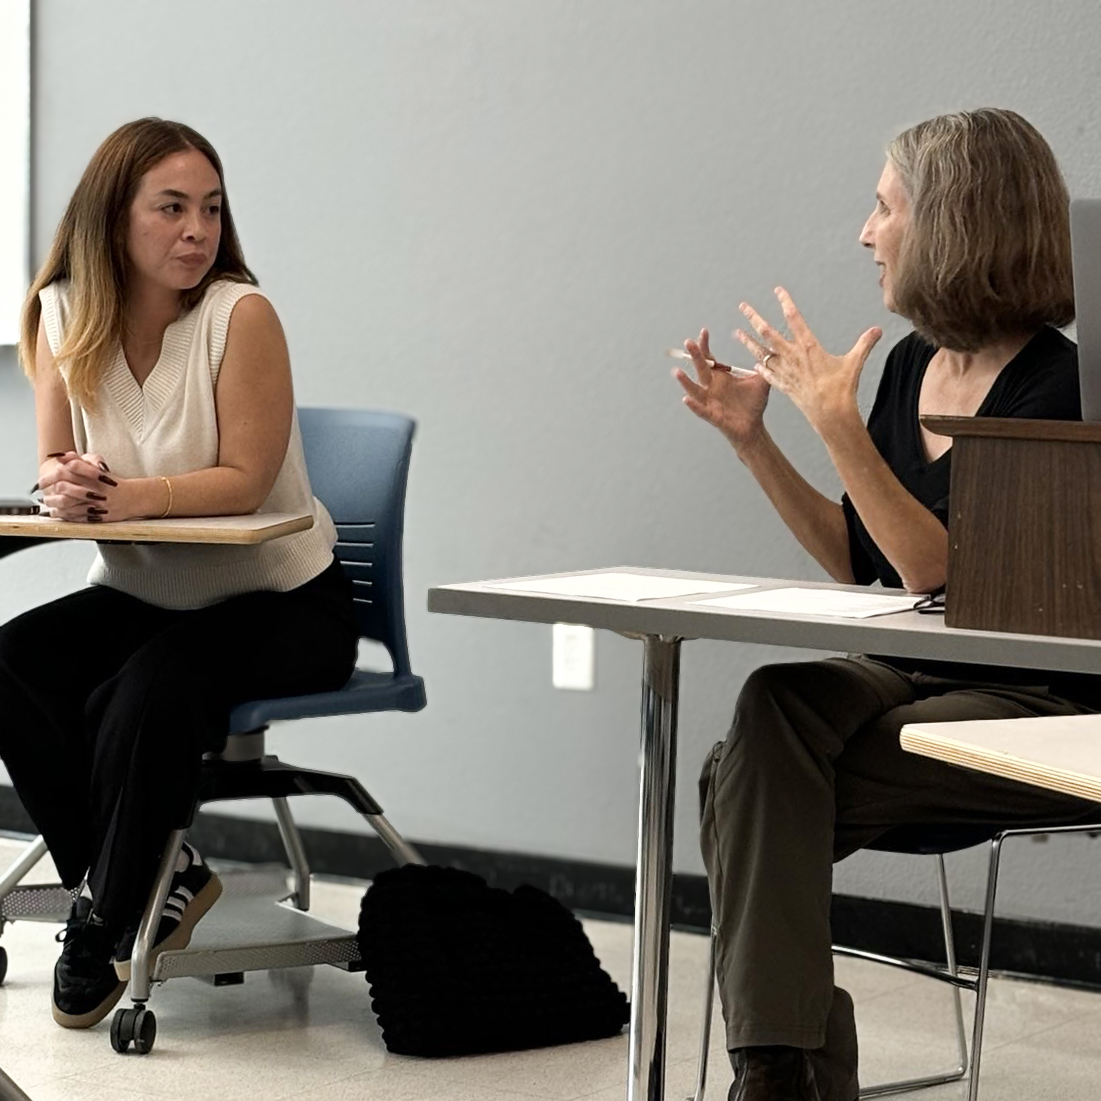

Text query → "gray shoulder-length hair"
[888,108,1074,352]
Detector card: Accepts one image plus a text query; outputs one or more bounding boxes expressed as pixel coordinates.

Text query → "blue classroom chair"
[0,407,428,1055]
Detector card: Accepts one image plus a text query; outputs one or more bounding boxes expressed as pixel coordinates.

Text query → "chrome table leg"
[629,635,682,1101]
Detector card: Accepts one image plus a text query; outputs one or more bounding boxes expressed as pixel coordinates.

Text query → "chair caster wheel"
[111,1005,156,1054]
[0,945,7,986]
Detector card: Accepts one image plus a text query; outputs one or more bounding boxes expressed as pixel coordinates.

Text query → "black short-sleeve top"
[842,327,1081,589]
[842,327,1100,703]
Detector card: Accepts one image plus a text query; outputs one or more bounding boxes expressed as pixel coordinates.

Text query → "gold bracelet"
[158,476,173,519]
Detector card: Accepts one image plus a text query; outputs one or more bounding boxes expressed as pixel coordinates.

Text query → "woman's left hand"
[735,287,882,435]
[39,452,122,523]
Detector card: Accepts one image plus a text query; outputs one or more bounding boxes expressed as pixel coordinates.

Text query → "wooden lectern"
[924,415,1101,640]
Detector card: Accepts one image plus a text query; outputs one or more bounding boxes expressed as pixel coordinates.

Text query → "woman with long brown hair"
[676,109,1101,1101]
[0,118,358,1029]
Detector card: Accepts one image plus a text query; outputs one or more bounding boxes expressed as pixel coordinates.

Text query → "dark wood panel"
[946,433,1101,640]
[923,415,1101,444]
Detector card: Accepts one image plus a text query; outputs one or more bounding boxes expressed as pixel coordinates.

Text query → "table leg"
[628,635,682,1101]
[0,1067,33,1101]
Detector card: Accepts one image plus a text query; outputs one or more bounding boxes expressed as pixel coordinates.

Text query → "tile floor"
[1,836,1099,1100]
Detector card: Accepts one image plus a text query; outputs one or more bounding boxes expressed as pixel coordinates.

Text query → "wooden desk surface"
[0,511,313,546]
[901,715,1101,804]
[921,414,1101,444]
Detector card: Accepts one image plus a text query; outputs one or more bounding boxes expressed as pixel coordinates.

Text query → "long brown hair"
[888,108,1074,352]
[19,117,257,409]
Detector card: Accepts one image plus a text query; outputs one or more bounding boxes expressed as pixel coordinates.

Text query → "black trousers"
[0,558,358,928]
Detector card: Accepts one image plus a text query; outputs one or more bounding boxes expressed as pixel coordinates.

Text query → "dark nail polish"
[99,475,118,487]
[46,452,66,459]
[88,507,107,515]
[85,491,107,500]
[98,461,110,473]
[86,515,103,523]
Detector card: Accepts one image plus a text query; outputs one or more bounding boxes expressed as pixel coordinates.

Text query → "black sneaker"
[52,896,128,1029]
[113,842,223,981]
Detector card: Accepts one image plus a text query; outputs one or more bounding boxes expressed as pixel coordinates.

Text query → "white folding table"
[427,566,1101,1101]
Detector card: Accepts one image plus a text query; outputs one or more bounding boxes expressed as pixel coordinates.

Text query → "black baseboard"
[3,784,1101,989]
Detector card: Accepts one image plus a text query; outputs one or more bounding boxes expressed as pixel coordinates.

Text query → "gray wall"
[3,0,1101,925]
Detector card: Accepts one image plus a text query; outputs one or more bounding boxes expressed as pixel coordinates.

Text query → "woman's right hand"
[38,452,112,522]
[673,328,771,453]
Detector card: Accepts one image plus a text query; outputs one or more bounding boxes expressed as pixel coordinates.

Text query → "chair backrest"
[298,407,416,678]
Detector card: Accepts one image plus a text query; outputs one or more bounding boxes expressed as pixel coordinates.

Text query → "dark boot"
[807,987,859,1101]
[728,1046,821,1100]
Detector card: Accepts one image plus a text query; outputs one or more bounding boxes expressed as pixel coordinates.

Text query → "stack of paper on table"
[483,571,754,603]
[691,587,918,619]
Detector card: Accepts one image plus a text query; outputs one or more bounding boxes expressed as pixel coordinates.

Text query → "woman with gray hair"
[675,108,1099,1101]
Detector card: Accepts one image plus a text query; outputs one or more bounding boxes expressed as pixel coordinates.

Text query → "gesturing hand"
[673,328,771,453]
[38,452,118,523]
[734,287,881,435]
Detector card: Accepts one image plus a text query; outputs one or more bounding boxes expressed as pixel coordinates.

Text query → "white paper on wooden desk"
[483,572,755,603]
[691,586,918,619]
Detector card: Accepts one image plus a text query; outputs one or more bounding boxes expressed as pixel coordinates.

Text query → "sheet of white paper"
[691,587,917,619]
[484,572,755,603]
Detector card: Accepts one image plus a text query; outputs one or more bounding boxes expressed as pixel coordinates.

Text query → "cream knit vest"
[39,279,337,610]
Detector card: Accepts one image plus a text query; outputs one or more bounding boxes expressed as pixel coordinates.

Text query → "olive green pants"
[699,657,1098,1098]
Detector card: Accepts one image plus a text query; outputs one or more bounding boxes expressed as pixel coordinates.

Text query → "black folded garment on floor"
[357,864,630,1056]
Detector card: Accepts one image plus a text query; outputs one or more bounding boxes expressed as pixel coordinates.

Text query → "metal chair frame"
[688,822,1101,1101]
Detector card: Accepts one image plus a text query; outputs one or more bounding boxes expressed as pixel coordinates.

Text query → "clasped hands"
[675,286,882,443]
[37,451,122,523]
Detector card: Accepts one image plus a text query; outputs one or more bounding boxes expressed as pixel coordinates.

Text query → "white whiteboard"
[0,0,30,346]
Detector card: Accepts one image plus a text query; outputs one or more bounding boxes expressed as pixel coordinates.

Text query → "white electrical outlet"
[552,623,595,691]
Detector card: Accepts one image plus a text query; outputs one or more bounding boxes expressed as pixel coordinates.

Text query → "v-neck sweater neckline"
[107,309,200,442]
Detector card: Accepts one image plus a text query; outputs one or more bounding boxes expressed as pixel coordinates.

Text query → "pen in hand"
[665,348,758,378]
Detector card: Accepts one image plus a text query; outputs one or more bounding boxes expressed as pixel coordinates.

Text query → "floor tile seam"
[267,1071,373,1101]
[847,979,932,1007]
[0,1057,123,1089]
[19,1038,383,1093]
[268,1066,551,1101]
[476,1079,622,1101]
[13,1068,179,1099]
[569,1054,699,1100]
[982,1005,1101,1053]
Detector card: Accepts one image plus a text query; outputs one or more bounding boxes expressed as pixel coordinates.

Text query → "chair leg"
[203,762,427,868]
[687,926,718,1101]
[933,853,970,1082]
[0,835,49,900]
[363,811,426,867]
[688,854,975,1101]
[289,771,425,865]
[967,836,1004,1101]
[129,829,188,1003]
[272,797,311,911]
[857,853,971,1098]
[0,1064,34,1101]
[0,834,72,938]
[271,770,426,866]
